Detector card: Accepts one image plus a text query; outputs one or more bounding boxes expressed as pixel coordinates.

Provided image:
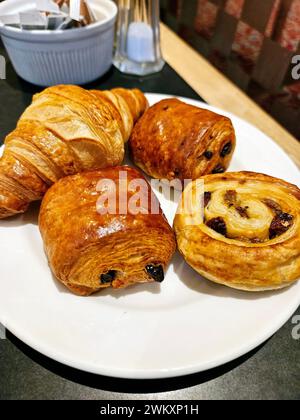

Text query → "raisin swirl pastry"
[39,166,176,296]
[129,98,236,182]
[174,172,300,291]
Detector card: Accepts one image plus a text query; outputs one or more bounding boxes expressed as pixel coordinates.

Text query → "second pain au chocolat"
[39,166,176,296]
[129,98,236,181]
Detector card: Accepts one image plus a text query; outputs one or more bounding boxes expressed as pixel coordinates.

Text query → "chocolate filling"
[146,265,165,283]
[220,142,232,157]
[212,164,225,174]
[204,151,213,160]
[100,270,117,285]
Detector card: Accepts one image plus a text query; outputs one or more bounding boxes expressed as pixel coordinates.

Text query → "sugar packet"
[35,0,61,14]
[0,14,21,28]
[20,10,48,30]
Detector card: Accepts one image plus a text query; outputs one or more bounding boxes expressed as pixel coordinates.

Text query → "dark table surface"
[0,46,299,401]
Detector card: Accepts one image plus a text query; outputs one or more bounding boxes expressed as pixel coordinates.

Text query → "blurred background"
[160,0,300,140]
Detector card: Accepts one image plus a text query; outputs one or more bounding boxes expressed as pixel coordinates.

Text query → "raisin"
[146,265,165,283]
[206,217,227,236]
[220,142,232,157]
[100,270,116,285]
[280,212,293,222]
[236,206,249,219]
[263,199,282,215]
[269,213,293,239]
[204,192,212,207]
[224,190,237,206]
[224,190,249,218]
[204,151,213,160]
[212,164,225,174]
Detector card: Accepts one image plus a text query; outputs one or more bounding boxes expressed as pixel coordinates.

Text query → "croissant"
[129,98,236,182]
[0,85,148,219]
[39,166,176,296]
[174,172,300,291]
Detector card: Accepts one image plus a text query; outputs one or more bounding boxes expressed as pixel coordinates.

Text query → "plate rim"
[2,291,300,379]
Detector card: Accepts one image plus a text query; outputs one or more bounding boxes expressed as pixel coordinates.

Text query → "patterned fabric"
[232,21,264,66]
[225,0,245,19]
[277,0,300,51]
[195,0,218,39]
[265,0,281,37]
[160,0,300,139]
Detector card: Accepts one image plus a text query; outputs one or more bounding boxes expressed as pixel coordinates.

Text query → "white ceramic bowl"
[0,0,117,86]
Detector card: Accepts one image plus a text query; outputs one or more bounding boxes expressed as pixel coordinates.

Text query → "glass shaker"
[113,0,165,76]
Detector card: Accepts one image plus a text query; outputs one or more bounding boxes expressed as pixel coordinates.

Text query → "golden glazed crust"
[129,98,236,181]
[0,85,148,219]
[174,172,300,291]
[39,166,176,296]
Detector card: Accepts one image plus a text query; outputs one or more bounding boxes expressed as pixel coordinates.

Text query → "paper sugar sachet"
[20,10,48,30]
[0,14,21,28]
[0,0,97,31]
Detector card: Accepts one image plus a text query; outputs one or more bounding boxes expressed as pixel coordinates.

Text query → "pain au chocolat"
[39,166,176,296]
[174,172,300,292]
[129,98,236,182]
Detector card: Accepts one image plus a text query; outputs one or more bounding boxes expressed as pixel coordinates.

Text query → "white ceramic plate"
[0,93,299,379]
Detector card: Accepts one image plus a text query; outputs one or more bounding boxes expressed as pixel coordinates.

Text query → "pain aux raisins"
[145,265,165,283]
[206,217,227,236]
[100,270,117,285]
